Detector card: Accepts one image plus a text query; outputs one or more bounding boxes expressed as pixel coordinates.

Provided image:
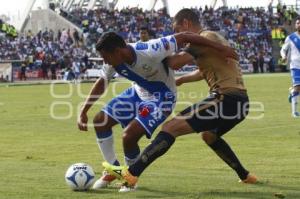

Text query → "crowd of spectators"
[0,4,297,81]
[61,5,295,73]
[0,27,99,80]
[60,7,172,44]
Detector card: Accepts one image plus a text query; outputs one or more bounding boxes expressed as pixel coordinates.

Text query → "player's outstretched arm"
[165,51,194,70]
[176,69,204,86]
[78,78,107,131]
[280,37,290,62]
[174,32,238,60]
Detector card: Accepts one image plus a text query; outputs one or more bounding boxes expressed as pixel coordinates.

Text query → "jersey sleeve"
[139,35,178,62]
[99,64,116,81]
[280,36,290,59]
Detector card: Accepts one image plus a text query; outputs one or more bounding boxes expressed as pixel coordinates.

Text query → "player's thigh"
[93,111,118,131]
[179,94,222,133]
[135,99,175,139]
[122,119,147,148]
[291,68,300,88]
[101,87,139,128]
[161,117,194,137]
[212,93,249,137]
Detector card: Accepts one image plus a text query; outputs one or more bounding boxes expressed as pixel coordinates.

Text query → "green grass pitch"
[0,73,300,199]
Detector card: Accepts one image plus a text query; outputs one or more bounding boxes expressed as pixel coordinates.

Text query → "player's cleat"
[288,87,293,103]
[292,112,300,118]
[92,170,117,189]
[239,173,257,184]
[288,94,292,103]
[119,182,138,192]
[102,162,138,187]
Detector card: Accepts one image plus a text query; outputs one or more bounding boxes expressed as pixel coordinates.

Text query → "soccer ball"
[65,163,95,191]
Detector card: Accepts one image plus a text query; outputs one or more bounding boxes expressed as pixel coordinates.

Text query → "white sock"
[96,135,118,165]
[291,93,299,114]
[124,156,140,166]
[124,148,140,166]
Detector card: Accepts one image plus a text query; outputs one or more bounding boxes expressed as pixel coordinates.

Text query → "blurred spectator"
[50,57,58,80]
[269,56,276,72]
[139,26,150,42]
[1,5,294,76]
[251,55,259,73]
[258,52,265,73]
[20,61,27,81]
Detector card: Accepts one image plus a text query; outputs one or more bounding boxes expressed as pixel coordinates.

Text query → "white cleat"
[92,170,117,189]
[292,112,300,118]
[119,183,138,193]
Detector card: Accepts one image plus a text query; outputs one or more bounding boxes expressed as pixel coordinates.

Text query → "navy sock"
[209,138,249,180]
[125,147,141,159]
[128,131,175,176]
[96,131,112,139]
[113,160,120,166]
[125,147,140,166]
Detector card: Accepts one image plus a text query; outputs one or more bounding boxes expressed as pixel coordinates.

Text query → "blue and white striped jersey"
[281,32,300,69]
[100,35,178,100]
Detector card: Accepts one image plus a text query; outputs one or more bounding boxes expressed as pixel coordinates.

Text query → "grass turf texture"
[0,73,299,199]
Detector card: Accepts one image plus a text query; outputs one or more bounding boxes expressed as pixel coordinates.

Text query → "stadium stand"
[0,3,298,81]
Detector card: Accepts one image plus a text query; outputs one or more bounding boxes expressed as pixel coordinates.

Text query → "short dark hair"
[296,16,300,21]
[96,32,126,53]
[140,26,149,32]
[174,8,200,26]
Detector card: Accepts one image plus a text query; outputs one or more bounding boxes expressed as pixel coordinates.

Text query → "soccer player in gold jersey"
[103,9,257,190]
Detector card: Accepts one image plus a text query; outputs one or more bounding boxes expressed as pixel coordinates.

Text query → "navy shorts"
[291,68,300,86]
[102,87,176,138]
[179,92,249,136]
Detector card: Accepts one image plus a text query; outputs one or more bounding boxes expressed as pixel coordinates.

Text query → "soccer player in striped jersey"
[103,9,257,190]
[77,31,236,192]
[281,17,300,117]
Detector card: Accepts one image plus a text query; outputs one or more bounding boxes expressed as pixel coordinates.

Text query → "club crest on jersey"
[120,69,128,76]
[142,64,152,72]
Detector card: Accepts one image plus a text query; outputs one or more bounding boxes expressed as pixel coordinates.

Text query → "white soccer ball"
[65,163,95,191]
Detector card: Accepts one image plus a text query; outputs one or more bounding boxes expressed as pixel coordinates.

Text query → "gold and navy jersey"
[186,30,246,94]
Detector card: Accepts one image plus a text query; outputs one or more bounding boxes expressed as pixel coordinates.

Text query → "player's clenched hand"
[78,112,88,131]
[176,77,183,86]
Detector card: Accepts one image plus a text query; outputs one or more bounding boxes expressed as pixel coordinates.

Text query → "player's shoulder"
[287,32,299,38]
[200,30,229,45]
[200,30,220,38]
[131,36,176,53]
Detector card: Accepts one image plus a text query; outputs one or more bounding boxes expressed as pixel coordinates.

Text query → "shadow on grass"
[83,187,119,195]
[256,180,300,192]
[82,186,188,198]
[194,190,300,199]
[136,186,191,198]
[82,182,300,199]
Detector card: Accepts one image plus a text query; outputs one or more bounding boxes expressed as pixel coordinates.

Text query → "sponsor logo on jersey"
[151,43,160,51]
[160,37,170,50]
[136,42,149,50]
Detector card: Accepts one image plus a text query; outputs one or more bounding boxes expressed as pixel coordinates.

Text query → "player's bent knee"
[122,132,139,150]
[295,85,300,92]
[93,114,104,125]
[93,112,111,131]
[202,132,217,145]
